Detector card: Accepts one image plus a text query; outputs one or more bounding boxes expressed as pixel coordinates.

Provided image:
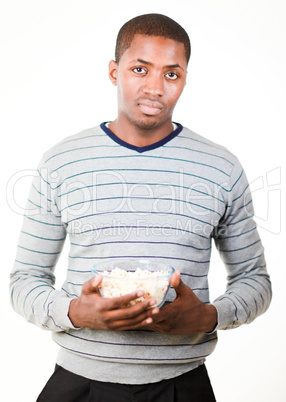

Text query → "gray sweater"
[10,123,272,384]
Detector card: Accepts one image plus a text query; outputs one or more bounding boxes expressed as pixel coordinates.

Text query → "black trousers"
[37,363,216,402]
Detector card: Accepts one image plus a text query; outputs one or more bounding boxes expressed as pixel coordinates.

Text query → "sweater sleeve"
[211,160,272,330]
[9,161,77,332]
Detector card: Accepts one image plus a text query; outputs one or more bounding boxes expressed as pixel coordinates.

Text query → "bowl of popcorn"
[92,259,175,308]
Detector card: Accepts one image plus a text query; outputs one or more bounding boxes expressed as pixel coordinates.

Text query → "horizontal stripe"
[27,199,53,213]
[46,142,233,168]
[67,269,94,274]
[226,214,254,226]
[179,134,232,155]
[25,216,63,227]
[66,210,218,230]
[218,240,261,252]
[64,331,217,348]
[58,181,225,204]
[61,197,221,217]
[215,226,257,239]
[226,290,248,309]
[45,144,120,163]
[21,230,66,242]
[51,168,231,192]
[15,260,55,269]
[224,254,263,266]
[237,200,253,211]
[18,245,61,255]
[163,144,234,166]
[66,281,208,290]
[53,341,211,362]
[62,288,78,298]
[24,284,52,308]
[66,268,208,279]
[59,133,106,146]
[66,281,82,286]
[70,240,211,251]
[247,276,270,296]
[78,224,210,239]
[51,154,230,177]
[240,281,264,301]
[69,254,210,264]
[232,183,250,203]
[11,272,54,281]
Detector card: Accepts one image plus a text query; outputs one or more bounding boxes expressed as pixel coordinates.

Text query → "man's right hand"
[68,275,159,330]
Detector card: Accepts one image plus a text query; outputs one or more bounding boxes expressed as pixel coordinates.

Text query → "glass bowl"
[91,259,174,308]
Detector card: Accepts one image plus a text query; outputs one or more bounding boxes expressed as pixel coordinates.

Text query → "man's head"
[108,14,190,135]
[115,14,191,65]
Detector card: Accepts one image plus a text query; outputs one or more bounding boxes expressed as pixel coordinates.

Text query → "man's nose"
[142,73,164,96]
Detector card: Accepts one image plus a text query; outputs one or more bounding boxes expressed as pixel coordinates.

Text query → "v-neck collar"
[100,122,183,153]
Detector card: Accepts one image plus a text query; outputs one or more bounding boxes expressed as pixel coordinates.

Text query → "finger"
[144,321,166,333]
[170,270,181,289]
[171,270,192,296]
[108,298,158,320]
[106,289,150,310]
[82,275,103,295]
[116,319,153,331]
[110,309,159,331]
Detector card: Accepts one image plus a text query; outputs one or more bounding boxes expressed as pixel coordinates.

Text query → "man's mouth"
[137,99,163,116]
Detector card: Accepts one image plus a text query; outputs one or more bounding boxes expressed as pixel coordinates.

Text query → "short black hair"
[115,13,191,64]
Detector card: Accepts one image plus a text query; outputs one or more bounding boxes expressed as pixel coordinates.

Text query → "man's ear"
[109,60,118,86]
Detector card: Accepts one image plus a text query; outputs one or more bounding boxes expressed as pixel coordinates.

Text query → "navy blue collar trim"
[100,122,183,153]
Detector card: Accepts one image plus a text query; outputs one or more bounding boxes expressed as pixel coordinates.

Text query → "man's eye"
[132,67,147,74]
[166,72,179,80]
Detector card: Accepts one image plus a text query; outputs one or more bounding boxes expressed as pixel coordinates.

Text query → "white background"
[1,1,285,401]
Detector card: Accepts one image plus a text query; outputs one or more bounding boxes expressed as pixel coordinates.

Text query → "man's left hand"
[146,270,217,335]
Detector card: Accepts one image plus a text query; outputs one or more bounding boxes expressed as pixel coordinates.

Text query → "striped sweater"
[10,122,272,384]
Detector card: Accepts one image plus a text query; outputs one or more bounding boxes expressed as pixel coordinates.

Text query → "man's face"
[109,34,188,130]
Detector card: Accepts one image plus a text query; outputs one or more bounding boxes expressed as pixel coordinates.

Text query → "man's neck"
[108,118,174,148]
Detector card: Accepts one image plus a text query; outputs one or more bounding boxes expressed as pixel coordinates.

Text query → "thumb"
[171,270,188,296]
[82,275,102,295]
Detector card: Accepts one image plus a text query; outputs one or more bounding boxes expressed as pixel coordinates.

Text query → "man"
[10,13,272,401]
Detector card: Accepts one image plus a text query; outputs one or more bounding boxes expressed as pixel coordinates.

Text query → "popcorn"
[97,267,171,307]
